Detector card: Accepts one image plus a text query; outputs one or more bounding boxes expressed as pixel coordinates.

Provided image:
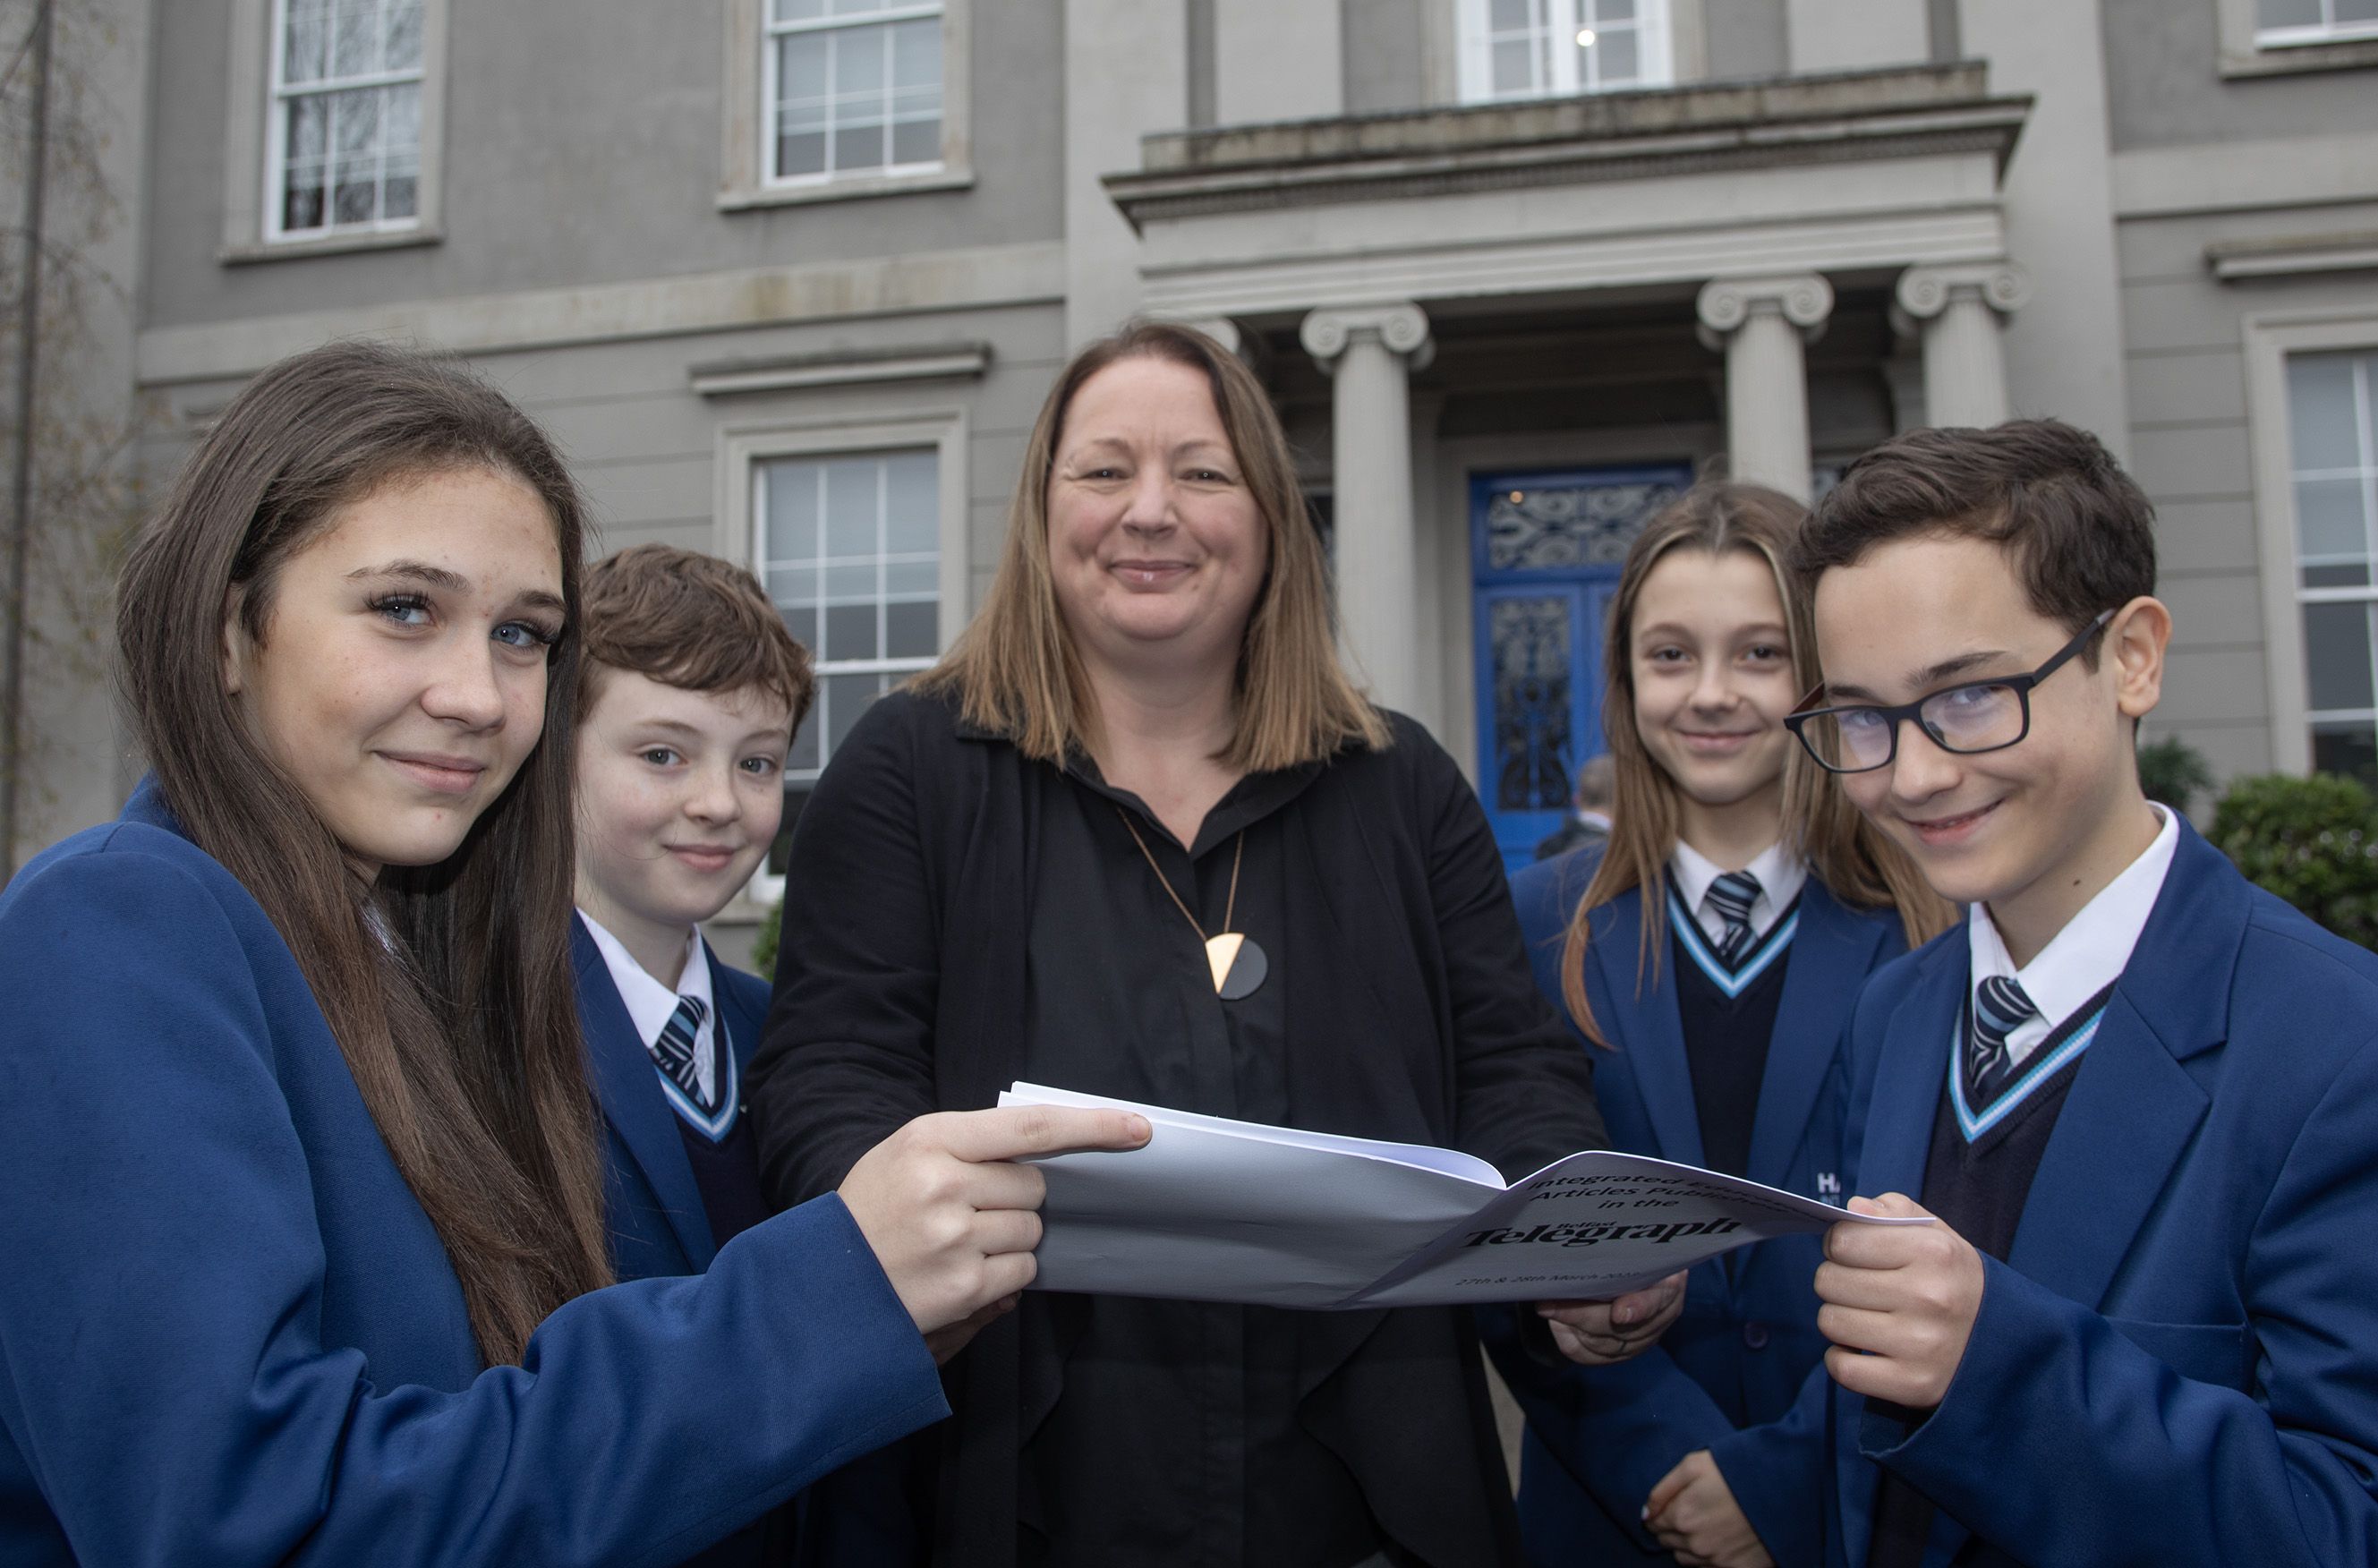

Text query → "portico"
[1106,62,2032,862]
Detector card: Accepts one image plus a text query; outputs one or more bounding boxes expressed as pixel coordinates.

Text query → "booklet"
[1000,1082,1926,1308]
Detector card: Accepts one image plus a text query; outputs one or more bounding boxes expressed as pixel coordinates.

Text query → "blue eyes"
[369,593,561,652]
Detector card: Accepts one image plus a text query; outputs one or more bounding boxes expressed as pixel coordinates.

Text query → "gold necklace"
[1115,809,1269,1000]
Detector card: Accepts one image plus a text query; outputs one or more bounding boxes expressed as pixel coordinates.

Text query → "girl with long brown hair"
[0,340,1142,1567]
[1486,481,1952,1568]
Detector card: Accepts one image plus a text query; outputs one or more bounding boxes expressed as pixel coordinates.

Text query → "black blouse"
[749,690,1607,1568]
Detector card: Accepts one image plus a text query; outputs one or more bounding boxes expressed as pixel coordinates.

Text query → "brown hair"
[914,320,1389,771]
[577,543,816,730]
[115,340,612,1365]
[1790,419,2158,662]
[1560,482,1954,1044]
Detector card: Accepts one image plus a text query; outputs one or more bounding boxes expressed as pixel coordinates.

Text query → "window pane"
[774,0,826,21]
[788,701,822,771]
[885,453,937,554]
[2289,354,2364,473]
[825,565,879,609]
[2304,600,2376,713]
[829,0,901,16]
[766,460,821,563]
[825,601,878,661]
[884,558,937,597]
[886,599,939,658]
[1490,0,1535,30]
[1492,38,1535,92]
[284,0,330,84]
[332,172,376,225]
[2257,0,2323,25]
[282,161,326,231]
[891,18,940,87]
[286,94,328,162]
[779,601,818,652]
[384,82,420,151]
[330,0,377,75]
[1592,0,1640,21]
[1590,26,1639,82]
[824,672,883,755]
[2297,477,2372,581]
[780,32,829,102]
[2340,0,2378,22]
[2314,721,2378,786]
[384,0,424,70]
[333,89,380,157]
[824,459,881,558]
[777,130,827,177]
[891,115,939,165]
[382,166,417,220]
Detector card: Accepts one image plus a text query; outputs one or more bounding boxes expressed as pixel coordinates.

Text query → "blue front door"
[1471,465,1692,870]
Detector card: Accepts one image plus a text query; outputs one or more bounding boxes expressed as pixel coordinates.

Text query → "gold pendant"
[1204,932,1269,1000]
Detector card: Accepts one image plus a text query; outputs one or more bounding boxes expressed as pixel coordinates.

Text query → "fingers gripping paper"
[1000,1083,1925,1308]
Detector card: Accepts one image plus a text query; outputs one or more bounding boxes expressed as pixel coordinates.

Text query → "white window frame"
[2214,0,2378,75]
[2244,307,2378,775]
[1454,0,1675,105]
[718,0,974,210]
[2254,0,2378,47]
[221,0,447,260]
[715,412,969,905]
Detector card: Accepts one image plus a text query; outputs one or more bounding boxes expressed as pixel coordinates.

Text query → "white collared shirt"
[1669,839,1810,950]
[579,912,718,1106]
[1966,804,2179,1070]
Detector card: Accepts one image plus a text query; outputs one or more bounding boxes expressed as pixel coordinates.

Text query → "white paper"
[1001,1082,1926,1308]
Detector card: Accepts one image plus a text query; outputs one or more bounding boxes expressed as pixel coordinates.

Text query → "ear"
[2108,594,2171,721]
[221,584,252,698]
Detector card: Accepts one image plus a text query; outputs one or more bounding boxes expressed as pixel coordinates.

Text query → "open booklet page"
[1001,1082,1924,1308]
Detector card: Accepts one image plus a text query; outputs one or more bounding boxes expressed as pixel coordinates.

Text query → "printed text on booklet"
[1001,1084,1926,1308]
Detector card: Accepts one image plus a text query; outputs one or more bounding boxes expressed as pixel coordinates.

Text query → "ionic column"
[1696,274,1834,504]
[1300,302,1433,714]
[1892,262,2031,429]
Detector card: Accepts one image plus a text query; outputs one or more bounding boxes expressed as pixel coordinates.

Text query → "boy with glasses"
[1786,420,2378,1567]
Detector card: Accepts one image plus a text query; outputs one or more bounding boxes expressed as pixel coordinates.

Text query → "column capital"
[1300,301,1434,373]
[1892,261,2031,332]
[1695,273,1834,351]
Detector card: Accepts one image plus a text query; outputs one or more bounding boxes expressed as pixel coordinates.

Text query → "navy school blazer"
[1826,820,2378,1568]
[574,913,772,1281]
[1487,846,1910,1568]
[0,780,945,1568]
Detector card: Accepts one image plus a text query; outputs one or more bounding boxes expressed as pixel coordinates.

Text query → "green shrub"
[752,891,783,979]
[2208,773,2378,950]
[2136,735,2216,819]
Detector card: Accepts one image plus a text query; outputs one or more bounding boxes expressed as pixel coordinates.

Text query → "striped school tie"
[1703,870,1762,966]
[650,994,712,1112]
[1967,975,2040,1109]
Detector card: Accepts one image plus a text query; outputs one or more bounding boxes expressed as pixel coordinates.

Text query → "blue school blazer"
[1489,847,1908,1568]
[574,915,772,1282]
[1825,822,2378,1568]
[0,781,945,1568]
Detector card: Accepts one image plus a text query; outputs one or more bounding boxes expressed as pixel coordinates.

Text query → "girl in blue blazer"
[0,342,1140,1567]
[1490,483,1950,1568]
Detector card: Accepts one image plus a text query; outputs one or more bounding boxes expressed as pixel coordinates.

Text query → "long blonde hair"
[1559,481,1953,1045]
[914,320,1389,771]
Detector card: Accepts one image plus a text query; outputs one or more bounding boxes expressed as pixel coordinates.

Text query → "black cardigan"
[748,689,1608,1568]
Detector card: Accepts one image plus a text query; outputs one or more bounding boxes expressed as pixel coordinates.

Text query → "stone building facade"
[11,0,2378,902]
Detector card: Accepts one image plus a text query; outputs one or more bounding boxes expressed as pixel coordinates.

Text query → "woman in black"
[748,322,1671,1568]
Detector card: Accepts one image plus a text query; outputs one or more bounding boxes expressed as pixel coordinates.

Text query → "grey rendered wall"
[2102,0,2378,149]
[141,0,1065,332]
[2117,201,2378,783]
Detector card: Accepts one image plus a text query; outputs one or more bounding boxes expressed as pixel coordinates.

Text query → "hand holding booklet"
[1001,1083,1927,1308]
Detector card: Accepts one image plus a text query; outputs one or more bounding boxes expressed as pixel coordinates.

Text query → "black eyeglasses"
[1783,609,2116,775]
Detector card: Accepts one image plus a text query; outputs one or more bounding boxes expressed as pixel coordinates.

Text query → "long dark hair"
[1559,482,1953,1044]
[115,340,612,1364]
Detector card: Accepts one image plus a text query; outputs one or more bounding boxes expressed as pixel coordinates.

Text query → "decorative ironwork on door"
[1471,465,1692,870]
